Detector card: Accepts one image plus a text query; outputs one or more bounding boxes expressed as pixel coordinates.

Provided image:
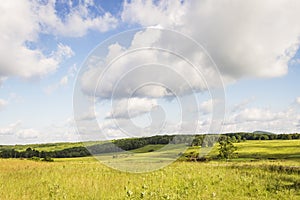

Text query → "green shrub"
[28,156,41,161]
[42,157,54,162]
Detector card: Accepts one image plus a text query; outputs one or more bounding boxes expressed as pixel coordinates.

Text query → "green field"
[0,141,109,152]
[235,140,300,159]
[203,139,300,160]
[130,139,300,161]
[0,142,83,152]
[0,140,299,199]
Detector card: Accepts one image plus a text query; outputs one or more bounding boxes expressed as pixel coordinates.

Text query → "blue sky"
[0,0,300,144]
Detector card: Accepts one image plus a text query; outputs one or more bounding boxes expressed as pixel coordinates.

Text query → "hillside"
[0,133,299,160]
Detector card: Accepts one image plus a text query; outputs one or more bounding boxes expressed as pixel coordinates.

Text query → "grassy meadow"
[0,141,107,152]
[202,139,300,160]
[0,140,299,199]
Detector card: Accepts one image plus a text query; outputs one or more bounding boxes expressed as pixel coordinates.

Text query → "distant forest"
[0,132,299,159]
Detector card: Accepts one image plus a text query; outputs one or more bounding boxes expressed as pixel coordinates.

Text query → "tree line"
[191,132,300,146]
[0,133,299,159]
[0,146,91,159]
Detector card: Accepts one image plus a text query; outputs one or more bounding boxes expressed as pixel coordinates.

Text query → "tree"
[25,147,34,158]
[218,137,237,159]
[236,135,242,142]
[231,136,237,143]
[260,135,269,140]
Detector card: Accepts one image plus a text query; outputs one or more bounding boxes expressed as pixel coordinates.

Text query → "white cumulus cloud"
[235,108,281,122]
[80,28,220,99]
[0,0,117,83]
[16,129,39,140]
[106,97,158,119]
[36,0,118,37]
[0,121,22,136]
[122,0,300,80]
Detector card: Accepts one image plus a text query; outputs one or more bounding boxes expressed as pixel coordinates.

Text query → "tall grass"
[0,140,299,199]
[0,158,299,200]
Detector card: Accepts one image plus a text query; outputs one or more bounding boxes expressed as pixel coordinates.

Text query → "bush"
[197,156,211,162]
[42,157,54,162]
[28,156,40,161]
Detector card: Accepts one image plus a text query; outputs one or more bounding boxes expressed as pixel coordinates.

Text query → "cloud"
[231,97,256,113]
[45,64,77,94]
[59,76,69,86]
[0,121,39,140]
[80,28,221,99]
[122,0,300,80]
[55,43,75,60]
[0,9,74,80]
[75,1,300,138]
[0,1,54,79]
[76,109,98,121]
[80,0,300,101]
[0,121,45,143]
[74,96,300,141]
[44,75,69,94]
[122,0,187,28]
[0,1,116,82]
[296,97,300,105]
[221,103,300,133]
[0,121,22,136]
[16,129,39,139]
[96,117,176,139]
[199,100,213,115]
[0,99,8,110]
[106,97,158,119]
[0,77,7,86]
[296,120,300,128]
[235,108,281,122]
[67,64,78,78]
[36,0,118,37]
[0,119,81,144]
[59,63,78,86]
[26,117,80,144]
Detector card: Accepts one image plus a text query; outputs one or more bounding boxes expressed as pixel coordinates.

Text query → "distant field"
[130,140,300,161]
[130,144,166,153]
[234,140,300,160]
[0,142,84,152]
[1,139,299,161]
[0,141,108,152]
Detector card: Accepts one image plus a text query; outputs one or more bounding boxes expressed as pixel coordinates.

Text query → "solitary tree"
[218,137,237,159]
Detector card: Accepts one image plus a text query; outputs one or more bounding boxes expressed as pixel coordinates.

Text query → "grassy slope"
[235,140,300,159]
[131,139,300,161]
[130,144,165,153]
[89,140,300,173]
